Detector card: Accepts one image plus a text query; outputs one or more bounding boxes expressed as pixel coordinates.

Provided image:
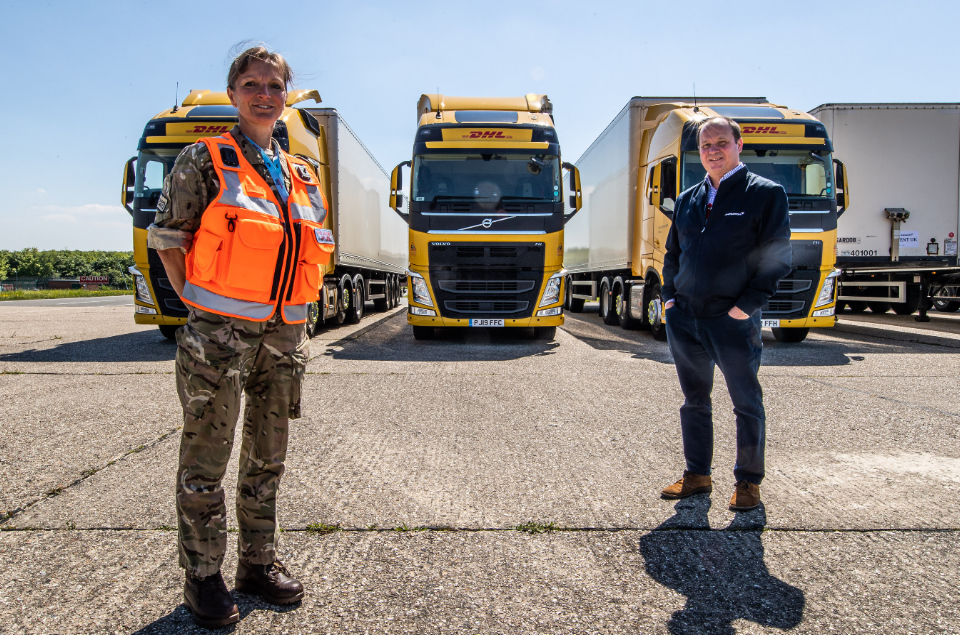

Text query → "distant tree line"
[0,249,134,288]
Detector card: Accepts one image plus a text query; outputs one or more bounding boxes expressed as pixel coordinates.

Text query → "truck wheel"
[346,275,365,323]
[336,274,352,325]
[615,280,641,329]
[646,281,667,341]
[772,327,809,343]
[892,283,920,316]
[932,286,960,312]
[412,326,434,340]
[306,301,321,337]
[534,326,557,340]
[868,302,890,314]
[159,324,179,341]
[566,278,584,313]
[600,281,618,325]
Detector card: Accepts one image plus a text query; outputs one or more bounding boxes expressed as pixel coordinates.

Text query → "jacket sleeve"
[735,184,792,315]
[661,194,685,303]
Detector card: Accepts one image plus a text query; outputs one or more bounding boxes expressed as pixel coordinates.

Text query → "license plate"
[761,319,780,328]
[469,319,505,327]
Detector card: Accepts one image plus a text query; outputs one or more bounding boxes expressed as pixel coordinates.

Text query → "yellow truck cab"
[565,97,848,342]
[391,94,581,340]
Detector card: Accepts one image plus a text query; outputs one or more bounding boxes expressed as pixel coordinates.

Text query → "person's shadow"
[638,495,804,634]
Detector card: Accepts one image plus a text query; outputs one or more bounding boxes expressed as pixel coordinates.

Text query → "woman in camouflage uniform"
[148,46,314,628]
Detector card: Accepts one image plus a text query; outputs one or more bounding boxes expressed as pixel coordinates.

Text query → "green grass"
[0,289,132,301]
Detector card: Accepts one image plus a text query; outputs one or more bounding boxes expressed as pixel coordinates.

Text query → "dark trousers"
[665,305,766,484]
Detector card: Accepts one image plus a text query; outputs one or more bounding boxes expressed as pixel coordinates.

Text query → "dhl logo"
[740,124,804,136]
[184,125,231,135]
[468,130,507,139]
[441,128,533,142]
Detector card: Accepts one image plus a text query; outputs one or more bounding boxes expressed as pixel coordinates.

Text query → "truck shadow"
[638,498,805,634]
[0,331,176,363]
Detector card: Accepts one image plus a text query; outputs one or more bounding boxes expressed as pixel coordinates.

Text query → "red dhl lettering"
[185,125,231,135]
[741,125,788,135]
[468,130,508,139]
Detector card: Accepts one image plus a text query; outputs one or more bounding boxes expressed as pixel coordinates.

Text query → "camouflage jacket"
[146,125,293,252]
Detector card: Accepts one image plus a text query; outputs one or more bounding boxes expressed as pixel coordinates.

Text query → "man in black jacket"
[659,116,791,511]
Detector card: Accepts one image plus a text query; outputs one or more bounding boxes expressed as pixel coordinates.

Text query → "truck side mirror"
[122,157,136,215]
[833,158,848,216]
[390,161,410,221]
[562,162,582,217]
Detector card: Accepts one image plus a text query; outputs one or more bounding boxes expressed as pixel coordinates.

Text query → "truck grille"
[428,242,545,319]
[762,268,819,317]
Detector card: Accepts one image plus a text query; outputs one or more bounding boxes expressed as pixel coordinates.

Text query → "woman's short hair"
[227,46,293,90]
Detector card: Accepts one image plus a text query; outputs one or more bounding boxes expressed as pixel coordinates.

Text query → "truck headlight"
[409,271,432,306]
[539,274,562,307]
[129,266,154,305]
[815,269,841,307]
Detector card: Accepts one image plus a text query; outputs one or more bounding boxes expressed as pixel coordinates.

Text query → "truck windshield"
[681,149,833,198]
[412,152,561,206]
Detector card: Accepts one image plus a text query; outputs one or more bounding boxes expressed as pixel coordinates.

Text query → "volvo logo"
[481,218,493,229]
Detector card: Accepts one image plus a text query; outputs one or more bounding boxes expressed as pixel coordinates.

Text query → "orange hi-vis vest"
[181,132,334,323]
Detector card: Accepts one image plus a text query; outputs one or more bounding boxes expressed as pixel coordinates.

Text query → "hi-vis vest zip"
[181,132,334,323]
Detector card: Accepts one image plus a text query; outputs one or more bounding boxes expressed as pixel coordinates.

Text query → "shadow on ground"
[638,497,804,634]
[135,593,301,634]
[0,332,176,363]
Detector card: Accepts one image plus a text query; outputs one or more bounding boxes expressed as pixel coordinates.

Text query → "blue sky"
[2,0,957,250]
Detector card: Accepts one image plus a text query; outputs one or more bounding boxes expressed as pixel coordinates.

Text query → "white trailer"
[305,108,409,331]
[810,103,960,316]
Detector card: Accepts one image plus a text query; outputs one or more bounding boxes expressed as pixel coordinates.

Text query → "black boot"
[235,559,304,605]
[183,571,240,628]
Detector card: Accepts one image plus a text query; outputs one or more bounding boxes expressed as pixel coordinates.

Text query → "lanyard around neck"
[244,134,289,204]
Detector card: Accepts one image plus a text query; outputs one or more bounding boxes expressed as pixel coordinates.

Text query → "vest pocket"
[191,229,223,282]
[224,218,284,293]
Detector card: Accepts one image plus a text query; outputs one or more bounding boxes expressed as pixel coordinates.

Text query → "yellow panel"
[442,128,533,142]
[426,141,548,149]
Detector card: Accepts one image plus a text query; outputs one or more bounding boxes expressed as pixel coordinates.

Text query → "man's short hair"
[697,116,742,144]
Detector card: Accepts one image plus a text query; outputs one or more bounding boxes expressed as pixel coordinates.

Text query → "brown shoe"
[236,559,304,605]
[661,471,712,499]
[183,571,239,628]
[729,480,761,511]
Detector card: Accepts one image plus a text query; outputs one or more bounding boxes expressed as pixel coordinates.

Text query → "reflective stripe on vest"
[181,132,331,323]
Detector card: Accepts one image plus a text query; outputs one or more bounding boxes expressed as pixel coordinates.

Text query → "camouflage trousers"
[174,307,308,578]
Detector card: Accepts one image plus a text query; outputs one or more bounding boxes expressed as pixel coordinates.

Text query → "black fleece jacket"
[662,165,792,318]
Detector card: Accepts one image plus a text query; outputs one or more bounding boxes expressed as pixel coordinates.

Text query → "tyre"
[772,327,809,342]
[412,325,434,340]
[533,326,557,340]
[345,275,364,323]
[932,285,960,312]
[615,280,641,329]
[335,275,350,325]
[159,324,179,341]
[566,278,585,313]
[599,280,617,325]
[306,301,321,337]
[645,280,667,341]
[868,302,890,314]
[846,301,867,313]
[891,282,920,316]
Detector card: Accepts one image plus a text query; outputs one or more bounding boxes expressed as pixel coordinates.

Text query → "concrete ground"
[0,297,957,634]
